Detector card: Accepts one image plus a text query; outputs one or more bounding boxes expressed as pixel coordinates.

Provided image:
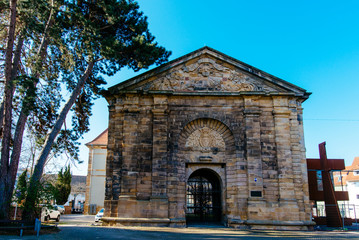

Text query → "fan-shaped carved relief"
[138,57,272,92]
[185,127,225,152]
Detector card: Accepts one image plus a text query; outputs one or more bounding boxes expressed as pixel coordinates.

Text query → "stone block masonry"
[101,47,313,230]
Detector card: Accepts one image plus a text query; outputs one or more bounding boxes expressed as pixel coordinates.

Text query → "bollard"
[35,218,41,237]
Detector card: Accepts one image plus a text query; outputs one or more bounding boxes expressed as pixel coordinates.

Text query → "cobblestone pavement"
[1,214,359,239]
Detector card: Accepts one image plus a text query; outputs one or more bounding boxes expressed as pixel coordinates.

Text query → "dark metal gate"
[186,170,221,224]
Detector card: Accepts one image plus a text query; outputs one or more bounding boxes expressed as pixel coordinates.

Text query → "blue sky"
[72,0,359,175]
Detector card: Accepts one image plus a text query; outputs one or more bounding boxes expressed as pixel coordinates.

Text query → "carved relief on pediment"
[185,127,225,153]
[222,71,261,91]
[197,62,214,77]
[138,58,274,92]
[152,73,182,91]
[183,57,227,73]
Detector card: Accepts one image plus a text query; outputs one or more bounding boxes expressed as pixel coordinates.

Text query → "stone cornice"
[151,108,168,115]
[243,109,262,116]
[123,108,140,113]
[273,109,291,117]
[111,90,304,97]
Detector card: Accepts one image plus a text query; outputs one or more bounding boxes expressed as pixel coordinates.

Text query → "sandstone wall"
[103,93,312,229]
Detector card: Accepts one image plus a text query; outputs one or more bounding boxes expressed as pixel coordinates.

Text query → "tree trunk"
[0,0,55,219]
[0,35,25,220]
[9,1,52,181]
[0,34,24,140]
[22,61,95,221]
[0,0,18,220]
[7,37,49,218]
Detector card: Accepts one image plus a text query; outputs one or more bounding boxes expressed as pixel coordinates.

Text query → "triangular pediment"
[107,47,310,99]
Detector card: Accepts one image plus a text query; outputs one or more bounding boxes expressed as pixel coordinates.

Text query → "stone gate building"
[102,47,313,230]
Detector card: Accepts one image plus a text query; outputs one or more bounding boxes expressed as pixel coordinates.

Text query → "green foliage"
[58,0,171,159]
[2,0,170,220]
[13,169,54,208]
[37,180,56,206]
[13,75,39,115]
[6,0,171,162]
[14,170,29,206]
[58,165,71,186]
[53,165,71,205]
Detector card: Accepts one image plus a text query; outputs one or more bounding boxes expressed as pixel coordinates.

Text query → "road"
[60,214,98,226]
[2,214,359,239]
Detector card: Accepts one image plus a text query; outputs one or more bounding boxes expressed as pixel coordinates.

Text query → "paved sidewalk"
[2,225,359,239]
[2,214,359,239]
[59,213,98,226]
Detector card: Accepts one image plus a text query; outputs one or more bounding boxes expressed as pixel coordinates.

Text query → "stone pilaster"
[272,97,296,203]
[84,147,93,214]
[120,95,140,196]
[104,98,118,218]
[288,100,305,216]
[244,97,264,200]
[296,103,312,221]
[151,95,169,198]
[105,101,115,200]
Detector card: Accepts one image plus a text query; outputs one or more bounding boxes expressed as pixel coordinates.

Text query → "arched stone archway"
[178,118,234,226]
[186,168,222,224]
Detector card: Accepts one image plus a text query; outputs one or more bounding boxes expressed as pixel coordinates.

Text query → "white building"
[335,157,359,219]
[344,158,359,205]
[84,129,108,215]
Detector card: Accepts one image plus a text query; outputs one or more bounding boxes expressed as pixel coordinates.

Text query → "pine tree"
[53,165,71,205]
[0,0,171,220]
[14,169,28,206]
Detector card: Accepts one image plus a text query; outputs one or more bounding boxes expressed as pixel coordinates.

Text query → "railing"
[312,203,359,230]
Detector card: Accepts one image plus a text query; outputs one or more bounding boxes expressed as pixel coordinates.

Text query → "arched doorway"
[186,169,222,224]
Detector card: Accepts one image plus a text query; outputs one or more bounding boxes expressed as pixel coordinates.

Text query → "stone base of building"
[102,217,315,230]
[228,219,316,230]
[101,217,186,227]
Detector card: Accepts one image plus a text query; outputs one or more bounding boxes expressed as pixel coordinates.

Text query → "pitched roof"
[105,46,311,99]
[85,129,108,147]
[344,157,359,183]
[346,157,359,170]
[334,157,359,185]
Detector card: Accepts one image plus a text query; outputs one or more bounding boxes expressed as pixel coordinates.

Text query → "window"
[317,171,323,191]
[357,195,359,200]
